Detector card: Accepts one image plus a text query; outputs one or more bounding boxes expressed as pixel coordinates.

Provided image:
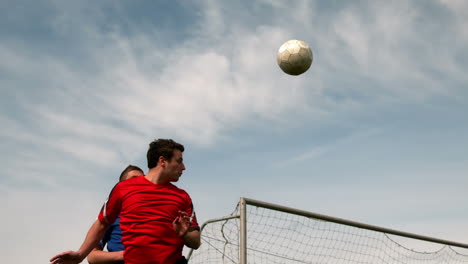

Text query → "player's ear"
[158,156,166,167]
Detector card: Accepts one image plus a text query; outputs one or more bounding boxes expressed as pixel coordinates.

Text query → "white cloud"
[70,25,317,146]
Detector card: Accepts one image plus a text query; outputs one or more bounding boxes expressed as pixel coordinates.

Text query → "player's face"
[165,150,185,182]
[124,169,144,181]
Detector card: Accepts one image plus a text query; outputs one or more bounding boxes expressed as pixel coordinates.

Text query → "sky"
[1,0,468,263]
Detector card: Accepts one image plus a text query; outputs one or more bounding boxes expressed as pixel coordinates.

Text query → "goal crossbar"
[242,197,468,249]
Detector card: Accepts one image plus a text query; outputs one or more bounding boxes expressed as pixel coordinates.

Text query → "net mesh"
[188,202,468,264]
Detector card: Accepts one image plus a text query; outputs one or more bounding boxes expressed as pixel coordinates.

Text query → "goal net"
[187,198,468,264]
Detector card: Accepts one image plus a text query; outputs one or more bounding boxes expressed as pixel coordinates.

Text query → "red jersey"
[98,176,199,264]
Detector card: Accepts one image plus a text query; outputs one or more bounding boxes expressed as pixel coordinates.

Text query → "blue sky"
[1,0,468,263]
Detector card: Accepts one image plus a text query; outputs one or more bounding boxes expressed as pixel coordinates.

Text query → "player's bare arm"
[87,246,124,264]
[173,211,201,249]
[182,229,201,249]
[50,219,109,264]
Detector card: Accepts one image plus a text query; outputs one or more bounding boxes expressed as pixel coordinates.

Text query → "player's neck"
[145,168,171,185]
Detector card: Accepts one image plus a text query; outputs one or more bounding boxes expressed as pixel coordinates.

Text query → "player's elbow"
[189,242,201,250]
[185,231,201,249]
[186,237,201,249]
[87,257,97,264]
[191,239,201,250]
[87,250,98,264]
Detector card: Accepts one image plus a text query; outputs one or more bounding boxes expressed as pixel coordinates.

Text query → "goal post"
[187,197,468,263]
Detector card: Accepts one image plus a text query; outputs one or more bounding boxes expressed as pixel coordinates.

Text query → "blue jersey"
[99,216,124,252]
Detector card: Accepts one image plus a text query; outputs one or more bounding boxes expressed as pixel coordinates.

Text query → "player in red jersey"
[50,139,200,264]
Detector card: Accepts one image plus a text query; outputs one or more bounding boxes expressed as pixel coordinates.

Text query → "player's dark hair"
[119,165,144,182]
[147,139,185,169]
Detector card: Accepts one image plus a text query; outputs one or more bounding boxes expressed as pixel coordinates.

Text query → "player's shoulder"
[168,183,190,196]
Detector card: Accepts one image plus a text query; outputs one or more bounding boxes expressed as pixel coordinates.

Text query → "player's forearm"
[182,230,201,249]
[87,249,124,264]
[75,220,109,260]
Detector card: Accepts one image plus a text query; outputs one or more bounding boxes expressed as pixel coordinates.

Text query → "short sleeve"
[186,194,200,232]
[98,183,122,225]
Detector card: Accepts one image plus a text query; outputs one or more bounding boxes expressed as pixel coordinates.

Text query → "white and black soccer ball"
[277,40,313,76]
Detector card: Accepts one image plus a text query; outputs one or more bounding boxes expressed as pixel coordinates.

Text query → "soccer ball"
[277,40,313,76]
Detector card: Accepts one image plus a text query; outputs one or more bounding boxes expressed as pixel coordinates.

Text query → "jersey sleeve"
[98,183,122,225]
[186,194,200,232]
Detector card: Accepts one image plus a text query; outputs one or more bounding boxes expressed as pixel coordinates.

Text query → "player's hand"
[50,250,84,264]
[173,210,192,238]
